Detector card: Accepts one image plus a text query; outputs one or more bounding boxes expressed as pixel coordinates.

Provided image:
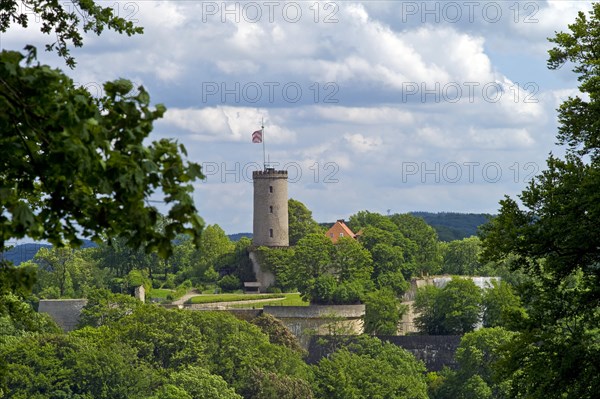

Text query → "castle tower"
[252,168,289,247]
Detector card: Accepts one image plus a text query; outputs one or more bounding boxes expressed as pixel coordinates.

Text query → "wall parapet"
[264,304,365,319]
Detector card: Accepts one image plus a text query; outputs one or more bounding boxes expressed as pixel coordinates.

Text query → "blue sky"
[1,1,593,234]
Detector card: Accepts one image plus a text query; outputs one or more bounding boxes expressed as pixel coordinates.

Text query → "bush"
[108,278,125,293]
[163,274,177,289]
[127,270,145,288]
[266,286,282,294]
[181,279,193,289]
[332,281,362,305]
[217,275,241,292]
[152,279,163,289]
[309,275,337,304]
[39,286,60,299]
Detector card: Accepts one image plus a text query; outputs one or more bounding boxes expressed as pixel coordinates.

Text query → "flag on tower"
[252,130,262,143]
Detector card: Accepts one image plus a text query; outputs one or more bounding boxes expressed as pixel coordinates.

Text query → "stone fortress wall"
[38,299,88,331]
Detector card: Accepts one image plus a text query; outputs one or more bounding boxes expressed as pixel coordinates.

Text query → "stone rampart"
[264,304,365,347]
[38,299,88,331]
[306,334,461,371]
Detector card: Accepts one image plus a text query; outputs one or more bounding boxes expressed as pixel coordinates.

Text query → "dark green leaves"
[0,49,203,258]
[0,0,143,67]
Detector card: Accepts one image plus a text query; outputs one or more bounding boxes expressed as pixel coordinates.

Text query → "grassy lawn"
[229,293,308,309]
[148,288,174,299]
[186,293,285,304]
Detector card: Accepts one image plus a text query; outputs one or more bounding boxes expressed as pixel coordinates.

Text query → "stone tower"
[252,168,289,247]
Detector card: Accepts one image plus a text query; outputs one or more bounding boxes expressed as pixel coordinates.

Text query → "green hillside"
[410,212,493,241]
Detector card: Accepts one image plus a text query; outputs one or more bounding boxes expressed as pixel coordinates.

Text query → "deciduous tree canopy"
[480,5,600,398]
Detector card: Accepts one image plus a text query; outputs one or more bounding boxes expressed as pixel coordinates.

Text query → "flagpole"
[261,118,266,170]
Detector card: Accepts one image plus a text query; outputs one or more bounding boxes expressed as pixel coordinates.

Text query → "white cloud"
[160,106,296,143]
[344,133,383,153]
[1,0,590,233]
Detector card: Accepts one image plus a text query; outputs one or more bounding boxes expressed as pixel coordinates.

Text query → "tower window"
[269,229,273,238]
[269,186,273,193]
[269,206,273,213]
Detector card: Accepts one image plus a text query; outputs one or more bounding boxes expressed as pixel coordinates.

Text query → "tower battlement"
[252,168,288,178]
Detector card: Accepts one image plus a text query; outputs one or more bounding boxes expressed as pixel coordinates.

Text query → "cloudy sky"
[1,1,593,234]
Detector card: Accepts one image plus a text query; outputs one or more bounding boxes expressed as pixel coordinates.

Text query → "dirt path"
[171,289,201,305]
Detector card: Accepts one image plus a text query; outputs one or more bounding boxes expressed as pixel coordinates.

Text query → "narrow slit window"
[269,229,274,238]
[269,206,273,213]
[269,186,273,193]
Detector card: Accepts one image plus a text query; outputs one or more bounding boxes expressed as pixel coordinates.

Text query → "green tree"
[0,332,156,399]
[93,236,151,278]
[195,225,234,282]
[0,0,143,68]
[32,246,103,298]
[441,237,483,275]
[414,278,483,335]
[358,225,396,250]
[292,233,334,301]
[0,1,203,306]
[78,288,143,328]
[429,327,515,399]
[348,210,397,233]
[481,280,525,329]
[227,237,255,284]
[104,306,312,395]
[256,246,295,291]
[331,237,373,283]
[0,292,60,342]
[0,50,203,257]
[32,246,75,297]
[390,213,442,276]
[312,336,429,399]
[217,274,241,292]
[363,288,407,335]
[166,366,242,399]
[478,5,600,398]
[245,368,315,399]
[349,212,431,279]
[288,199,321,245]
[251,313,304,354]
[292,234,375,304]
[370,243,410,295]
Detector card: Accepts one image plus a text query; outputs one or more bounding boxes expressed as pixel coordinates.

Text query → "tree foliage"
[0,0,143,67]
[363,288,406,335]
[312,336,429,399]
[1,3,203,291]
[349,211,441,278]
[481,280,525,329]
[78,288,143,328]
[429,327,516,399]
[414,278,483,335]
[256,246,295,291]
[1,50,203,257]
[440,237,483,275]
[291,234,373,304]
[479,5,600,398]
[288,199,321,246]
